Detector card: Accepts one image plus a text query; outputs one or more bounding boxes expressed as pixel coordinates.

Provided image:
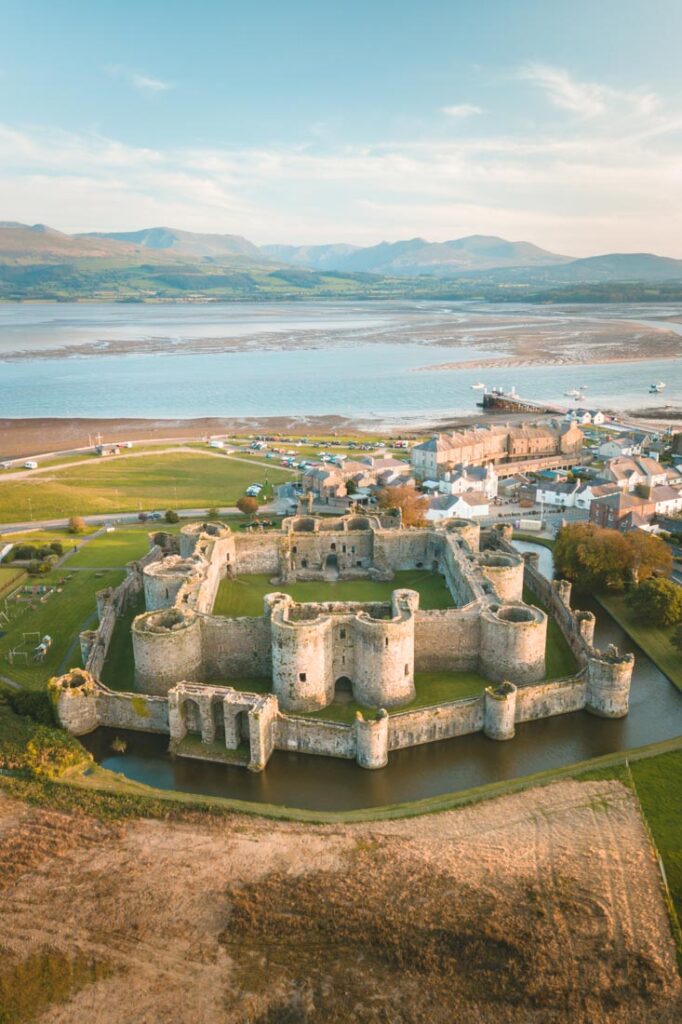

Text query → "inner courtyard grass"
[212,570,455,618]
[598,592,682,691]
[523,586,579,679]
[0,451,293,523]
[0,569,124,689]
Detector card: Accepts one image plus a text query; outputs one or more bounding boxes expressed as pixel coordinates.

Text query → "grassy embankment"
[0,451,293,523]
[598,592,682,692]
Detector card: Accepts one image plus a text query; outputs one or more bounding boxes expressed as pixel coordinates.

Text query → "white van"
[24,461,38,470]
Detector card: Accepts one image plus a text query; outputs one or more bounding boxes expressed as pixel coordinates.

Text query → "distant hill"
[260,242,360,271]
[81,226,261,260]
[332,235,572,277]
[3,221,682,301]
[0,222,142,261]
[532,252,682,283]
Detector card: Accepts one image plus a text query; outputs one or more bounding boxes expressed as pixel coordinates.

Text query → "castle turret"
[553,579,572,608]
[484,682,517,740]
[132,608,203,694]
[267,594,334,712]
[444,518,480,552]
[586,645,634,718]
[576,610,596,647]
[478,551,524,602]
[49,668,99,735]
[479,602,546,684]
[352,590,417,708]
[355,709,389,769]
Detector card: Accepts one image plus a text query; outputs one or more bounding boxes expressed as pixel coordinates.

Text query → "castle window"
[299,672,307,682]
[404,664,409,675]
[165,588,169,599]
[385,637,389,648]
[292,545,297,553]
[356,560,362,567]
[340,628,346,639]
[331,542,336,551]
[301,558,308,568]
[342,544,346,553]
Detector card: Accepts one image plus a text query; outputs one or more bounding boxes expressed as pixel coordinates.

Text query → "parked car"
[23,461,38,470]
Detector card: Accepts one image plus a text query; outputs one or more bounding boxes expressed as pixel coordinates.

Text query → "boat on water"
[649,381,667,393]
[471,382,486,390]
[564,388,580,398]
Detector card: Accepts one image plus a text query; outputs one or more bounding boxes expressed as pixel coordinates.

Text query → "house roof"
[459,490,489,507]
[651,485,682,502]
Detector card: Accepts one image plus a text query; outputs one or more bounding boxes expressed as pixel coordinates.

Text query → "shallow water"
[1,300,681,422]
[80,542,682,811]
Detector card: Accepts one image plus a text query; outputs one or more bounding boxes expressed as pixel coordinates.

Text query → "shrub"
[68,516,86,534]
[49,541,64,555]
[206,508,220,519]
[8,690,55,725]
[626,577,682,626]
[164,509,180,523]
[23,726,90,779]
[237,496,259,516]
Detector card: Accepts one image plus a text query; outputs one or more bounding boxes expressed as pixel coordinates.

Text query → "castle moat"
[79,542,682,810]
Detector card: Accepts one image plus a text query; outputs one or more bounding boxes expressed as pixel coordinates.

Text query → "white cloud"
[105,65,172,94]
[1,64,681,256]
[518,64,609,117]
[440,104,483,118]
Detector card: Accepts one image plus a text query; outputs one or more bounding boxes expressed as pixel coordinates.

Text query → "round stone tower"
[444,517,480,552]
[352,589,418,708]
[143,556,203,611]
[267,594,334,712]
[585,645,634,718]
[479,602,546,684]
[477,551,525,601]
[49,668,99,736]
[484,682,517,740]
[132,607,203,695]
[355,709,389,769]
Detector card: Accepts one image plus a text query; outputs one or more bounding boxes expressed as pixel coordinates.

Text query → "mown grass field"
[66,524,182,568]
[0,566,27,598]
[0,569,124,689]
[0,452,293,523]
[629,749,682,935]
[212,570,455,618]
[598,592,682,691]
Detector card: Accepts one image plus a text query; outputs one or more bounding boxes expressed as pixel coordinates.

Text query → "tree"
[345,479,358,496]
[67,515,86,534]
[164,509,180,524]
[376,484,428,527]
[626,578,682,626]
[206,508,219,519]
[554,522,671,593]
[237,496,259,517]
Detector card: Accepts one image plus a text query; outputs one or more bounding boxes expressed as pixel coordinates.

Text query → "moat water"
[1,300,681,422]
[80,541,682,811]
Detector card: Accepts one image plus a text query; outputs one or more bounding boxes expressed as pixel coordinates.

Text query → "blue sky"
[2,0,682,253]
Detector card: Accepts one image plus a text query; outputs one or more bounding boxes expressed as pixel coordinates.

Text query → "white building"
[603,456,668,493]
[426,491,490,522]
[650,485,682,515]
[535,480,580,508]
[438,463,498,500]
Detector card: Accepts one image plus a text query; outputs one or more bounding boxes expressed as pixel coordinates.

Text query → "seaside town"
[3,2,682,1022]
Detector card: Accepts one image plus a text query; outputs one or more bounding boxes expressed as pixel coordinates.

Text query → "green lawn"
[0,452,293,523]
[99,591,145,691]
[598,592,682,691]
[213,570,455,618]
[65,524,182,568]
[299,671,488,724]
[0,566,27,598]
[0,569,124,689]
[629,750,682,940]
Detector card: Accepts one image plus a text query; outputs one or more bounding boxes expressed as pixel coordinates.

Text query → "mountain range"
[2,221,682,300]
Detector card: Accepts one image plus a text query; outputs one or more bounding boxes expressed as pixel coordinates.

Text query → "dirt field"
[0,778,680,1023]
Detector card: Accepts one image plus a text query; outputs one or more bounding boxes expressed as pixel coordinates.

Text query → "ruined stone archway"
[181,697,202,735]
[324,553,339,581]
[334,676,353,701]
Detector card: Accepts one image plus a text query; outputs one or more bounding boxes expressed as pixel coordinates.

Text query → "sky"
[2,0,682,255]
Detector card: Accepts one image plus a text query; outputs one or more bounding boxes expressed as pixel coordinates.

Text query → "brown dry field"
[1,778,680,1024]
